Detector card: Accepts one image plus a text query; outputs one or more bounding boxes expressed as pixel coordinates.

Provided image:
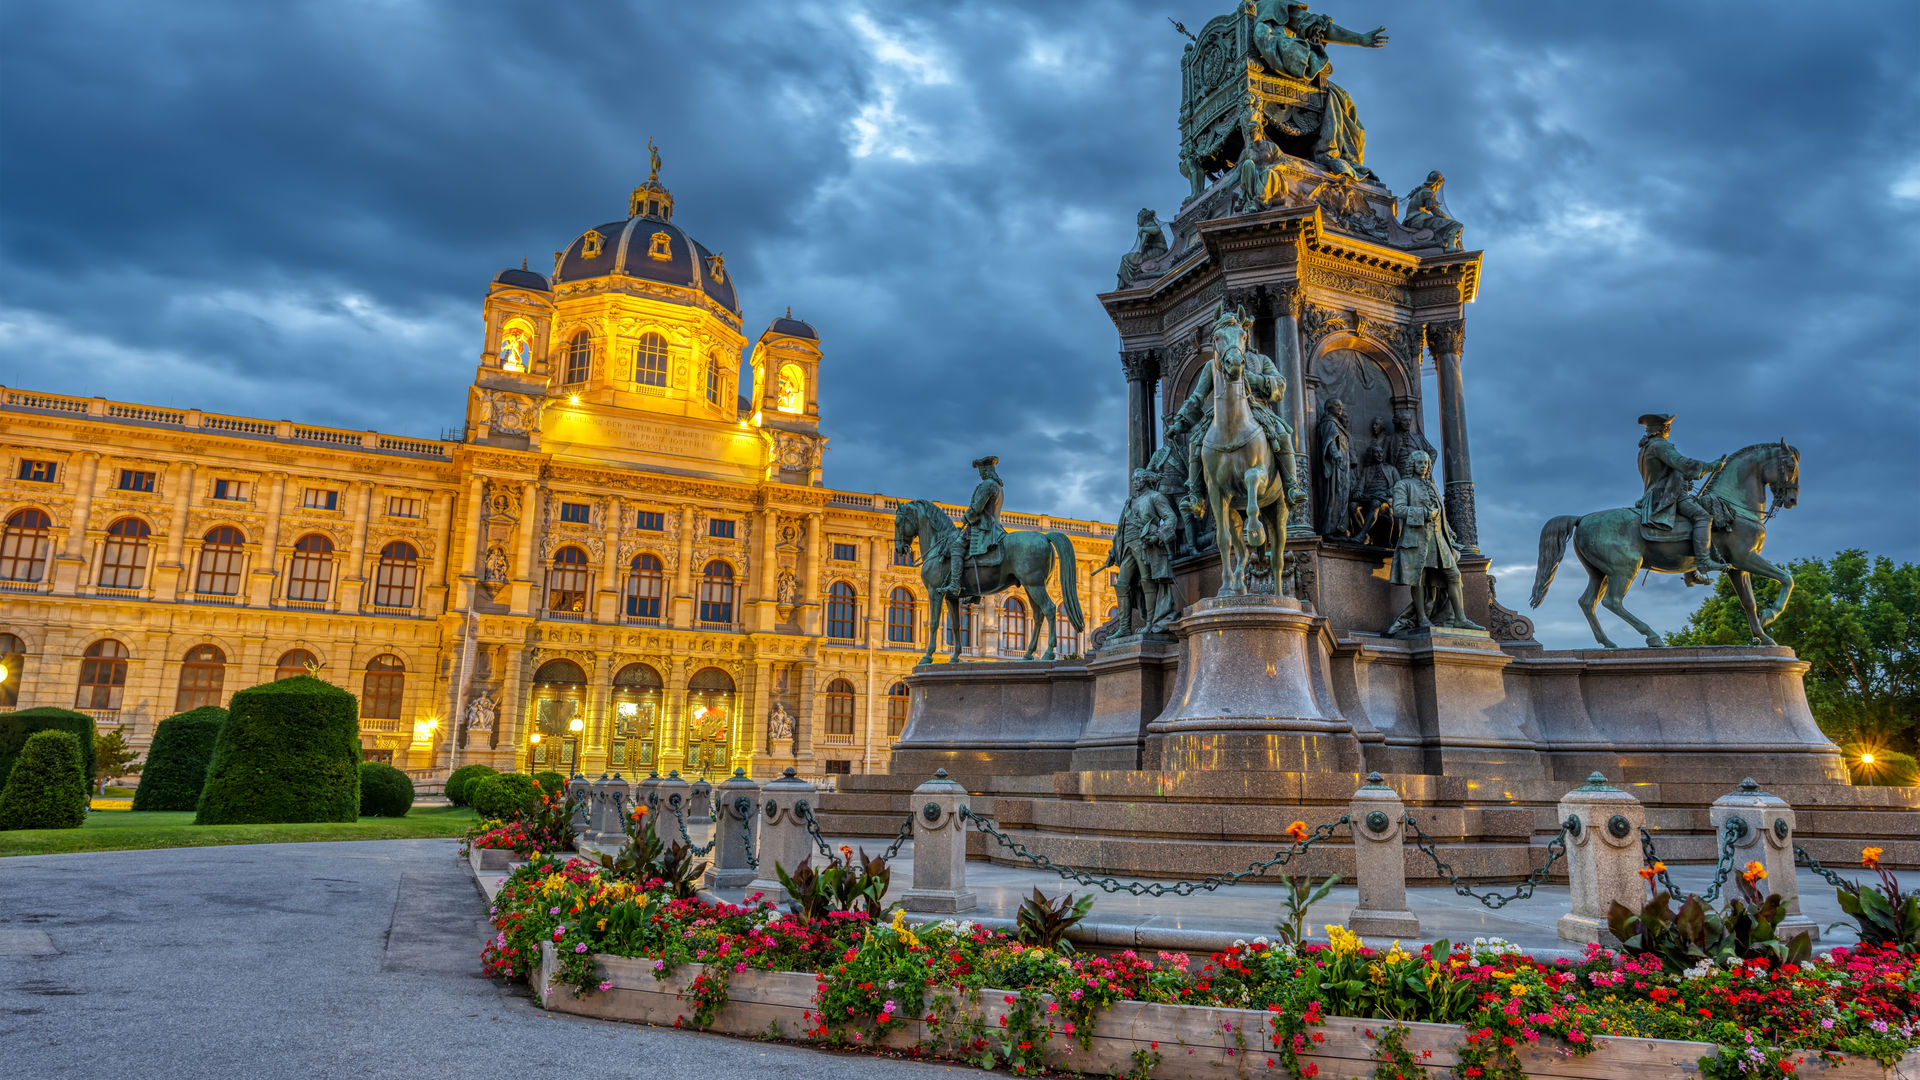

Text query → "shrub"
[469,772,539,821]
[0,707,98,792]
[445,763,497,807]
[132,707,227,811]
[195,675,361,825]
[358,761,415,817]
[0,729,88,830]
[533,770,567,796]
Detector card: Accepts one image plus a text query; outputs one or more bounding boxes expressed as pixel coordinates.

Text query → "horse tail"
[1047,532,1085,631]
[1530,515,1580,609]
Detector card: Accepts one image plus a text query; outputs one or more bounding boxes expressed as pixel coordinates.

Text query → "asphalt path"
[0,839,966,1080]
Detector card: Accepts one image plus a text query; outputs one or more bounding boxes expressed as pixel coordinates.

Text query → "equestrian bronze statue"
[894,462,1084,663]
[1531,416,1800,648]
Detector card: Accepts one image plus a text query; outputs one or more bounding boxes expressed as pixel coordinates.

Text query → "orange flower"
[1286,821,1310,842]
[1741,860,1767,884]
[839,844,854,861]
[1863,847,1884,870]
[1638,867,1656,881]
[631,806,649,820]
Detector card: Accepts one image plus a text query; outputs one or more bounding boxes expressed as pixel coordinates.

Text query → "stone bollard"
[902,770,978,914]
[585,774,611,843]
[1347,772,1419,937]
[705,768,761,889]
[567,774,593,845]
[1712,778,1818,942]
[690,778,714,824]
[1557,772,1647,946]
[748,768,819,903]
[634,770,663,836]
[604,774,632,849]
[658,770,693,847]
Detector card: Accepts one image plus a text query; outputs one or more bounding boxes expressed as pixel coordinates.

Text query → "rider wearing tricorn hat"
[1165,306,1305,517]
[943,455,1006,600]
[1634,413,1728,574]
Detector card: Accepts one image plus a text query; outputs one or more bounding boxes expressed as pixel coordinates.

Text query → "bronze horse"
[893,499,1084,663]
[1192,314,1298,595]
[1531,440,1801,648]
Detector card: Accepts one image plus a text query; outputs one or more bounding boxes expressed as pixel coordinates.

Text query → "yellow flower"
[1491,970,1516,981]
[1742,860,1767,884]
[1384,941,1411,966]
[1324,925,1362,958]
[596,918,608,932]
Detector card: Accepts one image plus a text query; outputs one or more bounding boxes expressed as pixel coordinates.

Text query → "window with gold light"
[374,542,419,608]
[823,678,855,738]
[175,644,226,711]
[76,639,128,710]
[609,663,662,770]
[362,654,406,720]
[287,533,334,603]
[0,508,51,583]
[98,517,151,590]
[887,681,910,737]
[776,363,805,413]
[1000,597,1029,653]
[531,659,585,769]
[631,332,669,388]
[275,649,318,681]
[685,667,735,778]
[195,526,246,596]
[547,546,590,614]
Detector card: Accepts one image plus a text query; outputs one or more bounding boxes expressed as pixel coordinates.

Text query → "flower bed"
[482,857,1920,1080]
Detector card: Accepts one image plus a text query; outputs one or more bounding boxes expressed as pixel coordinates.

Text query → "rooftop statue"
[1531,418,1801,649]
[1401,171,1464,252]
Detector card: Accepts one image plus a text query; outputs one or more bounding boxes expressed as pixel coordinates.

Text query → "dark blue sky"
[3,2,1916,647]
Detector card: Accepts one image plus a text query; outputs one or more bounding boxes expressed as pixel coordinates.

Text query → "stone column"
[672,505,696,627]
[1120,348,1161,476]
[747,768,819,902]
[342,481,374,609]
[598,496,624,623]
[248,472,287,607]
[512,480,539,615]
[794,662,817,765]
[747,658,775,775]
[1557,773,1645,946]
[453,477,484,591]
[1274,284,1314,538]
[53,451,99,594]
[801,513,823,635]
[1347,773,1419,937]
[706,768,760,888]
[158,461,196,601]
[901,770,978,913]
[425,489,456,616]
[1711,778,1818,942]
[1425,320,1478,553]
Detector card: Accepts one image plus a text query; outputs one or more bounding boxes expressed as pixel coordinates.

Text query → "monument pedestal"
[1398,627,1545,780]
[890,659,1093,777]
[1071,634,1179,772]
[1145,595,1362,772]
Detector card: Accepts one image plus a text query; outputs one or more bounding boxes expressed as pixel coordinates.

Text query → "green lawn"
[0,805,479,857]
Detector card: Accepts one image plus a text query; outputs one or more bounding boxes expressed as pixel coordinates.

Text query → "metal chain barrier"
[879,813,915,862]
[1403,813,1570,909]
[1796,844,1851,890]
[736,797,760,871]
[1699,818,1747,903]
[677,806,717,857]
[1639,828,1680,896]
[957,807,1351,897]
[796,802,838,861]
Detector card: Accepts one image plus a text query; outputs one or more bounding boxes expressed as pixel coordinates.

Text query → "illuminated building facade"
[0,171,1116,780]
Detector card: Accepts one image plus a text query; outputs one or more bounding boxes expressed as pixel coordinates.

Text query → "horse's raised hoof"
[1644,634,1666,648]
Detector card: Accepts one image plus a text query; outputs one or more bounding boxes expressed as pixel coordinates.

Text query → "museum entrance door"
[529,659,586,772]
[608,662,662,774]
[684,667,736,780]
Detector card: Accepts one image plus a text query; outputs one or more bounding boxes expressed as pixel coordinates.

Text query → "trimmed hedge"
[1,707,98,792]
[358,761,415,817]
[533,770,567,797]
[0,729,88,830]
[445,763,497,807]
[469,772,539,821]
[131,706,228,811]
[195,676,361,824]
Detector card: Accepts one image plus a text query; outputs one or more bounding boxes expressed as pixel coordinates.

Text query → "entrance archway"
[684,667,736,779]
[530,659,586,771]
[608,663,662,772]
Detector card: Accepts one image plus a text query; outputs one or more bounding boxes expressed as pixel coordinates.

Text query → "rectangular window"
[707,518,735,539]
[118,469,156,493]
[387,496,421,518]
[635,510,665,532]
[303,488,338,511]
[213,479,251,501]
[824,760,852,776]
[17,460,57,483]
[894,547,914,566]
[832,542,858,562]
[559,502,591,524]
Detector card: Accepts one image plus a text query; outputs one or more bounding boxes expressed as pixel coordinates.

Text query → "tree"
[94,725,144,789]
[1670,550,1919,751]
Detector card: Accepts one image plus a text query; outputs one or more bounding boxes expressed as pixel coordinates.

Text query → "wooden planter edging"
[468,845,515,874]
[533,946,1916,1079]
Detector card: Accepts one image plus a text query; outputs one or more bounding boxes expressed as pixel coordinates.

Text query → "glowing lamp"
[0,663,8,683]
[529,731,542,745]
[568,717,584,733]
[1862,752,1876,765]
[568,393,580,405]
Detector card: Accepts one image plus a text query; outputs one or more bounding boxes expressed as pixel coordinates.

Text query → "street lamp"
[568,716,584,772]
[528,730,542,772]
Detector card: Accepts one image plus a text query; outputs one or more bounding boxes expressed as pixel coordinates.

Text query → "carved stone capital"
[1270,282,1303,320]
[1298,303,1348,348]
[1224,286,1270,320]
[1444,480,1479,554]
[1119,348,1162,383]
[1424,320,1466,358]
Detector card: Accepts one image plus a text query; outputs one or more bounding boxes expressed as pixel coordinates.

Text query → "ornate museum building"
[0,166,1116,780]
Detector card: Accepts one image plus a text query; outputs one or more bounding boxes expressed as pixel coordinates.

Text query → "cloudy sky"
[3,2,1915,647]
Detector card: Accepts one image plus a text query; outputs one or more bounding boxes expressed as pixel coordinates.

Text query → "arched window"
[547,546,589,614]
[373,541,419,608]
[0,509,52,582]
[705,355,722,405]
[0,632,26,709]
[945,604,975,649]
[886,587,916,644]
[823,678,855,737]
[1055,611,1081,657]
[287,533,334,603]
[362,654,405,720]
[98,517,152,590]
[827,581,858,640]
[565,330,592,384]
[498,322,531,372]
[1000,597,1029,653]
[275,649,318,680]
[624,552,663,619]
[887,681,910,737]
[195,526,246,596]
[777,363,805,413]
[633,331,669,387]
[76,639,128,710]
[698,560,735,625]
[176,644,226,711]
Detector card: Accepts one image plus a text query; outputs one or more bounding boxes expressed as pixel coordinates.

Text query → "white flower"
[1232,938,1247,949]
[1253,936,1269,947]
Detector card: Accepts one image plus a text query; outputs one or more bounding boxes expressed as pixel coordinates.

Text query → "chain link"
[1403,813,1569,909]
[737,798,760,871]
[1796,844,1851,890]
[796,802,838,861]
[1699,818,1747,903]
[676,807,717,857]
[1639,828,1679,895]
[880,813,915,862]
[957,807,1350,897]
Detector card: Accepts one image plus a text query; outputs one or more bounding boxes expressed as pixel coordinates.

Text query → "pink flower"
[574,942,589,953]
[599,980,614,992]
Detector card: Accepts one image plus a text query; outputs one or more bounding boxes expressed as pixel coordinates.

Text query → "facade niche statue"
[1385,451,1482,636]
[1315,400,1354,536]
[1099,468,1179,637]
[767,702,796,745]
[1382,407,1436,478]
[1116,209,1171,288]
[465,693,497,732]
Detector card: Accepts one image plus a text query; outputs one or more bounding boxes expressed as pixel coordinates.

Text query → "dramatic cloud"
[3,1,1915,647]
